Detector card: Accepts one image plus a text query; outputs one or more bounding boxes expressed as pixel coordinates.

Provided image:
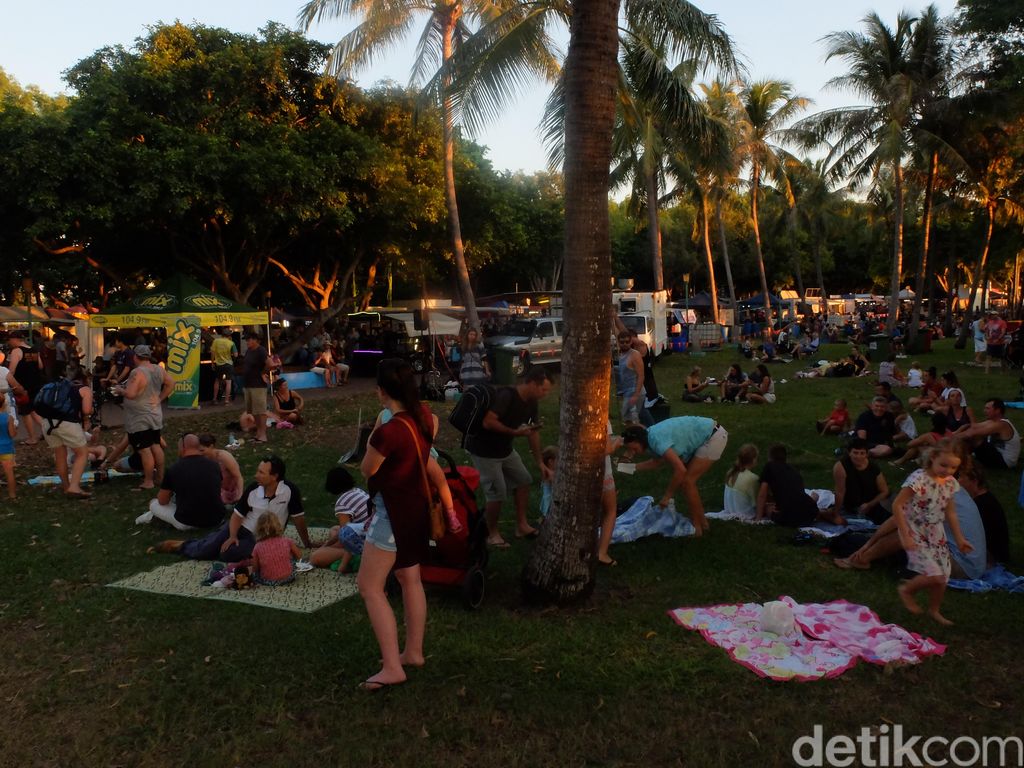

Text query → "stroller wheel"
[462,566,486,610]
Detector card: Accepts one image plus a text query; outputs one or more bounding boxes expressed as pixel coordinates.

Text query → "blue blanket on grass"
[948,565,1024,594]
[610,497,695,543]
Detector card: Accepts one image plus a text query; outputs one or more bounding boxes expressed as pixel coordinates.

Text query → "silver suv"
[486,317,564,373]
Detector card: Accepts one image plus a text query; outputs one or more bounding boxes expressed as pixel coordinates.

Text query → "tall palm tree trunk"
[812,233,826,316]
[701,196,720,324]
[956,201,997,348]
[715,198,738,317]
[750,165,773,325]
[441,14,479,329]
[907,151,938,347]
[885,160,905,333]
[646,163,664,291]
[787,208,805,304]
[522,0,619,604]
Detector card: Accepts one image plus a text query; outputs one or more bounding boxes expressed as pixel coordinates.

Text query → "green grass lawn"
[2,339,1022,767]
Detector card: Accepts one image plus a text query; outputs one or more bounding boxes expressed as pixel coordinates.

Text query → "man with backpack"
[36,366,94,499]
[462,366,553,548]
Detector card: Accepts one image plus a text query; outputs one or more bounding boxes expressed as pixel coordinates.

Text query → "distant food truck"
[613,289,670,357]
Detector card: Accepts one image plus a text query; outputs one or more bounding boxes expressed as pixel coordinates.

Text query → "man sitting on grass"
[854,396,898,459]
[136,433,225,531]
[156,455,312,560]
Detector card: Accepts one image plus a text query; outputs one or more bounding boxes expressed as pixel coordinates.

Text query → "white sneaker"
[135,511,153,525]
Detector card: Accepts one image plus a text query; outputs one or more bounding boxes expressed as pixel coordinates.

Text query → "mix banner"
[88,276,268,409]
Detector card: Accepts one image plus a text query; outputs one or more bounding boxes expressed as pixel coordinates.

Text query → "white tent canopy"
[385,311,462,337]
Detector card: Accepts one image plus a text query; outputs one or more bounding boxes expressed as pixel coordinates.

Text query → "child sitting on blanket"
[0,393,17,500]
[309,466,371,573]
[723,444,759,518]
[251,512,302,586]
[539,445,558,517]
[816,399,850,435]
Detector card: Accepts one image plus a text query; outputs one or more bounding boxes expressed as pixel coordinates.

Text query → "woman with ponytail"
[358,358,457,691]
[723,444,760,519]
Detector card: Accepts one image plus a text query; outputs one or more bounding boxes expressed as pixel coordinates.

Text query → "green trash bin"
[491,346,520,385]
[869,333,891,362]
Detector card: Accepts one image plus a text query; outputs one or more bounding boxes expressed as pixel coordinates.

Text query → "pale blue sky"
[1,1,956,173]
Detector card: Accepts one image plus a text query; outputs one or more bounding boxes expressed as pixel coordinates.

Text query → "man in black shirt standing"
[466,367,552,548]
[136,433,225,530]
[241,333,270,443]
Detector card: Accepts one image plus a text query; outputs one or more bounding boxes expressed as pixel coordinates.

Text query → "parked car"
[486,317,564,374]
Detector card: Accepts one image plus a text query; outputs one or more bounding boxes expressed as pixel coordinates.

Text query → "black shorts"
[214,364,233,381]
[987,344,1005,359]
[128,428,161,450]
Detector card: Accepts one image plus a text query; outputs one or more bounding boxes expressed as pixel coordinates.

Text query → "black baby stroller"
[418,451,490,609]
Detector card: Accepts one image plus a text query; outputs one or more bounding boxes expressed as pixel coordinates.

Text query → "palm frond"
[437,4,563,135]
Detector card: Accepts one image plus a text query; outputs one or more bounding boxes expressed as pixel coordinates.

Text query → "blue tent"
[738,292,785,307]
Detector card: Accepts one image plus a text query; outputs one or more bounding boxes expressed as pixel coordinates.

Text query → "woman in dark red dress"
[357,358,439,691]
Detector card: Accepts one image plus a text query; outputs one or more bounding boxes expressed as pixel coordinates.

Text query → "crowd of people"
[1,303,1022,689]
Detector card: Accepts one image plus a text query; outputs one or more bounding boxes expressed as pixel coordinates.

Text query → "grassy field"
[2,338,1022,767]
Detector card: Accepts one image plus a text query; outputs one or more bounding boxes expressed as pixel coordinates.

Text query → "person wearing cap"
[114,345,174,489]
[619,416,729,536]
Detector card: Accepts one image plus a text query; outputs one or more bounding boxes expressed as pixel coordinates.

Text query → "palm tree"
[609,50,725,292]
[955,120,1024,345]
[700,78,743,313]
[735,80,809,324]
[798,10,939,333]
[788,158,842,314]
[531,1,736,291]
[902,5,961,346]
[522,0,620,605]
[298,0,558,328]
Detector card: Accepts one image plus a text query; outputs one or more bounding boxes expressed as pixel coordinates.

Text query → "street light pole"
[683,273,690,352]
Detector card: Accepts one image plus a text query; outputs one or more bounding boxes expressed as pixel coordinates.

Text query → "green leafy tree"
[60,23,373,304]
[299,0,560,328]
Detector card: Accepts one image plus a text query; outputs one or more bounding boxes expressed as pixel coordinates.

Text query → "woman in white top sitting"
[723,444,760,518]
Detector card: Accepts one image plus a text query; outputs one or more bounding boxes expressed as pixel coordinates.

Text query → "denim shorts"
[339,524,365,556]
[364,494,397,552]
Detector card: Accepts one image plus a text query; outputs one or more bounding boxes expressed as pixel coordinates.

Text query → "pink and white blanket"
[669,596,945,682]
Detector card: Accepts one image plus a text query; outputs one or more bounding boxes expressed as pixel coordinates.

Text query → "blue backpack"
[33,379,81,431]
